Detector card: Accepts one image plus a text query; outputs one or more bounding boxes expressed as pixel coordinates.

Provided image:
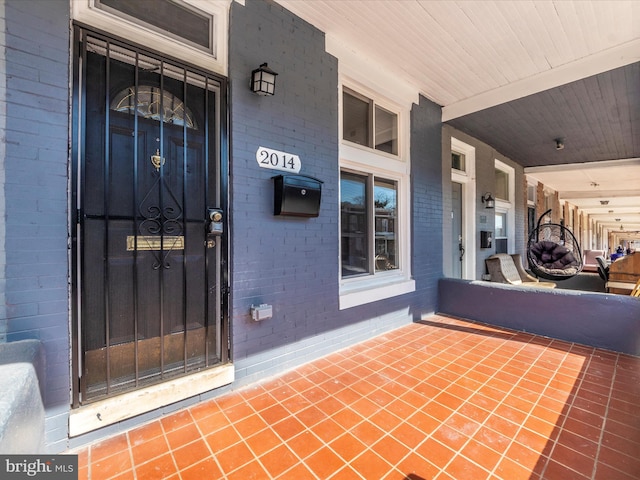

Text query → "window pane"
[452,152,465,172]
[527,184,536,203]
[495,238,508,254]
[343,91,370,148]
[96,0,212,51]
[375,106,398,155]
[374,178,398,272]
[495,212,507,238]
[495,169,509,200]
[341,172,369,277]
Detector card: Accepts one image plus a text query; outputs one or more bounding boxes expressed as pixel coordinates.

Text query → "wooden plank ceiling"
[275,0,640,234]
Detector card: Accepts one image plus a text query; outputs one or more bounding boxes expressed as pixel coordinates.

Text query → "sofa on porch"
[582,249,606,273]
[485,253,556,288]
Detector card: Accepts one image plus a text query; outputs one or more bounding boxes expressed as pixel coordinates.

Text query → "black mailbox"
[273,174,323,217]
[480,230,493,249]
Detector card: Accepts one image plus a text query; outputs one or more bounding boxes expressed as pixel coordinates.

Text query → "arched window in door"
[111,85,198,129]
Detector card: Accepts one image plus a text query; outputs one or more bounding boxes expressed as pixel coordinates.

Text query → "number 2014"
[258,149,296,169]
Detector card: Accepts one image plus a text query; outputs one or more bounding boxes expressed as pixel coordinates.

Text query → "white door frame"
[451,138,476,280]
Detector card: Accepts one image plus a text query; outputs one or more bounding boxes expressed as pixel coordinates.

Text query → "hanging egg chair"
[527,209,583,281]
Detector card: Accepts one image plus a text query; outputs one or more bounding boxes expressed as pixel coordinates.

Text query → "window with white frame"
[495,168,509,201]
[451,151,466,173]
[343,88,398,155]
[341,172,398,276]
[339,85,413,309]
[494,160,515,254]
[72,0,228,76]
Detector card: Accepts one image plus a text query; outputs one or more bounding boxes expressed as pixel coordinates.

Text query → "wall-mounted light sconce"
[250,63,278,96]
[481,192,495,209]
[554,137,565,150]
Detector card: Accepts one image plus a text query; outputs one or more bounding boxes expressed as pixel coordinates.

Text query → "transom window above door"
[95,0,214,54]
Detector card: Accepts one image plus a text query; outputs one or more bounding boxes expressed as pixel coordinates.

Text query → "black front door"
[73,30,228,404]
[452,182,463,278]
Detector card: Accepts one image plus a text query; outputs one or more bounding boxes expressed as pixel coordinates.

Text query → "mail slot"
[273,174,323,217]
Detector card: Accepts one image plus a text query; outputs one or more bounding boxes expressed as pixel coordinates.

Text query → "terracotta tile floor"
[72,315,640,479]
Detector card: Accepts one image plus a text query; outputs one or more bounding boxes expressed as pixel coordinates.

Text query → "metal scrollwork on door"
[137,156,183,270]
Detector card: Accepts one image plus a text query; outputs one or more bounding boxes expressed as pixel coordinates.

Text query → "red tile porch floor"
[71,314,640,479]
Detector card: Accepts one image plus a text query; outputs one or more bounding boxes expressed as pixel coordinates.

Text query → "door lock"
[207,208,224,235]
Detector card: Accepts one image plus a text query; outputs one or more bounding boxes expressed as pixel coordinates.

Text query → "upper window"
[495,168,509,201]
[95,0,214,53]
[342,88,398,155]
[452,152,466,172]
[527,182,536,205]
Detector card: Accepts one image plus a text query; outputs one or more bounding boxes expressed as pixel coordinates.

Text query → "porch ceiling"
[275,0,640,234]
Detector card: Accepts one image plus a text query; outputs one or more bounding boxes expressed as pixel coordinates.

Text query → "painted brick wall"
[229,0,341,383]
[228,0,443,386]
[3,0,70,452]
[411,95,444,311]
[0,0,7,344]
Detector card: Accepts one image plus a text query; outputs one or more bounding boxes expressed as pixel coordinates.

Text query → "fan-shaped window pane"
[110,86,197,129]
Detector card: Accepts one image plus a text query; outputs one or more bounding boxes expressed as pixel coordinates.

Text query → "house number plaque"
[256,146,301,173]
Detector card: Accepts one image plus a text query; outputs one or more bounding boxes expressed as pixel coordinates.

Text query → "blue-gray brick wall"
[229,0,443,387]
[2,0,70,453]
[411,96,444,309]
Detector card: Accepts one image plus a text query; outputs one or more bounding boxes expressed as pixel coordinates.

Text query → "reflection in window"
[495,212,507,237]
[341,172,398,277]
[111,85,197,129]
[495,212,508,254]
[342,90,370,148]
[341,172,368,277]
[375,106,398,155]
[342,88,398,156]
[374,178,398,271]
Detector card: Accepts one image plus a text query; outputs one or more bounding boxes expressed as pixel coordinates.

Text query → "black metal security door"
[72,29,229,405]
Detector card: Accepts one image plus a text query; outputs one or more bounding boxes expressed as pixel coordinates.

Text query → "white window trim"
[72,0,229,76]
[451,138,476,280]
[495,159,515,253]
[339,81,414,309]
[525,175,537,206]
